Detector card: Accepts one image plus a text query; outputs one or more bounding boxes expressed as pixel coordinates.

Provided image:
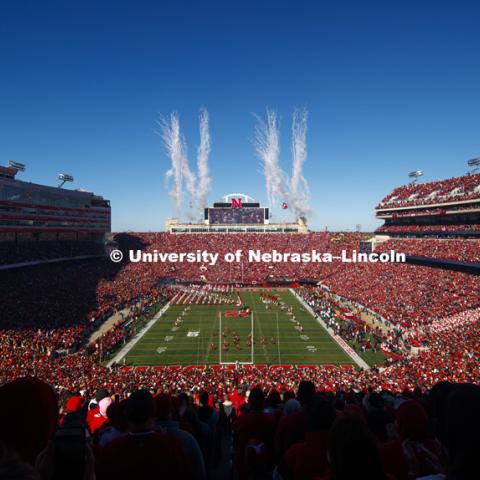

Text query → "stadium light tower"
[8,161,26,172]
[467,157,480,174]
[58,173,74,188]
[408,170,423,184]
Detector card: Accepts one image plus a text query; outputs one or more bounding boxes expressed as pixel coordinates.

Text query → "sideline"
[106,302,171,367]
[289,288,370,370]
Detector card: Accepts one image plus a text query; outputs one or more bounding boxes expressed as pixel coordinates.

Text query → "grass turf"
[124,290,354,366]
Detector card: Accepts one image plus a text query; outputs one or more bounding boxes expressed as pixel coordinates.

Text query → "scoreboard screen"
[207,207,266,224]
[359,241,373,253]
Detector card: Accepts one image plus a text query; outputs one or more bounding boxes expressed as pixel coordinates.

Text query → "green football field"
[124,290,354,366]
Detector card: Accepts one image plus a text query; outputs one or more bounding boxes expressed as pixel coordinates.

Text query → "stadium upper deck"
[375,173,480,237]
[376,173,480,210]
[0,166,111,243]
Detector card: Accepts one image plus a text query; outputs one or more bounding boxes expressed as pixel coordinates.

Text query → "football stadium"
[2,3,480,480]
[2,161,480,479]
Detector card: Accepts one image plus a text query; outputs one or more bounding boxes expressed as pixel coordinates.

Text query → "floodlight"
[467,157,480,174]
[8,161,26,172]
[467,158,480,167]
[58,173,74,188]
[408,170,423,184]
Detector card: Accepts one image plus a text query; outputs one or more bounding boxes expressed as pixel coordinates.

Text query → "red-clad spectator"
[233,387,275,478]
[154,394,207,480]
[97,389,188,480]
[276,381,316,457]
[280,396,336,480]
[320,414,394,480]
[0,378,58,465]
[380,400,445,480]
[87,397,112,434]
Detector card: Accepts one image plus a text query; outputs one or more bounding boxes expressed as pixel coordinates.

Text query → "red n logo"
[231,198,242,208]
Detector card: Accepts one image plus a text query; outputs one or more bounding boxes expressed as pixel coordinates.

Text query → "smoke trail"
[159,112,185,214]
[181,146,197,220]
[290,108,310,218]
[159,112,197,218]
[196,107,211,211]
[254,109,287,207]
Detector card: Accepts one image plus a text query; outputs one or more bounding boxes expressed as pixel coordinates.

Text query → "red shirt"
[87,407,109,434]
[275,411,309,456]
[233,411,275,474]
[285,430,330,480]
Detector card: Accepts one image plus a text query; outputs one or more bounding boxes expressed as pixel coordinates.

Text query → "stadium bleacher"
[375,173,480,239]
[376,224,480,233]
[376,238,480,263]
[376,173,480,209]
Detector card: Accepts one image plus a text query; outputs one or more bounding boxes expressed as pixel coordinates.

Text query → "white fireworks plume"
[159,112,185,214]
[196,107,211,211]
[254,107,311,218]
[159,112,197,217]
[254,109,287,207]
[290,108,310,218]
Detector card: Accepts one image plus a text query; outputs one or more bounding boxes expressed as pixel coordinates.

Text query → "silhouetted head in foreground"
[328,414,387,480]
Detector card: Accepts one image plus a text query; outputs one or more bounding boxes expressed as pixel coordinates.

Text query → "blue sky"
[0,0,479,231]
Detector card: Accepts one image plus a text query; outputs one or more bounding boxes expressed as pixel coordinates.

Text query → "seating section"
[376,173,480,209]
[376,223,480,233]
[376,238,480,262]
[0,240,104,265]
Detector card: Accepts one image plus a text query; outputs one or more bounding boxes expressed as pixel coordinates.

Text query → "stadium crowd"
[297,287,403,356]
[1,233,479,364]
[1,374,479,479]
[382,203,480,217]
[0,238,478,394]
[375,224,480,234]
[375,239,480,263]
[1,232,480,478]
[376,173,480,209]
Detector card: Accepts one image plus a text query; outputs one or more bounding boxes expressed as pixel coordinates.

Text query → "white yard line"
[276,311,282,364]
[250,292,270,363]
[106,302,171,367]
[195,307,201,366]
[289,289,370,370]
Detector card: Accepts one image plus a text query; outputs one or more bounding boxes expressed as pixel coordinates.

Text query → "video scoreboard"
[205,202,269,225]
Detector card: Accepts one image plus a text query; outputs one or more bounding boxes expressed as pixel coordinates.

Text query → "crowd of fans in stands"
[298,288,403,356]
[376,224,480,234]
[1,231,480,478]
[376,173,480,209]
[376,239,480,263]
[381,203,480,217]
[317,260,479,328]
[0,233,479,391]
[1,374,479,479]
